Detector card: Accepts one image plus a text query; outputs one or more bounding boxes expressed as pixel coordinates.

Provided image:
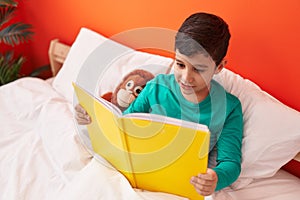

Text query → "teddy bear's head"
[101,69,154,111]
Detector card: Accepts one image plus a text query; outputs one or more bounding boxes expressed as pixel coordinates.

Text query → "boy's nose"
[182,68,194,83]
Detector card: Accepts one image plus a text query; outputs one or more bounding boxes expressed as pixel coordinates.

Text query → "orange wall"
[18,0,300,111]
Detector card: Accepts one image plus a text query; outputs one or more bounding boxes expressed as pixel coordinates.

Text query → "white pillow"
[53,27,173,102]
[214,68,300,189]
[96,51,173,97]
[53,28,108,102]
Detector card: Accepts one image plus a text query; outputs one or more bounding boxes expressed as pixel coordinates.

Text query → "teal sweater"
[123,74,243,191]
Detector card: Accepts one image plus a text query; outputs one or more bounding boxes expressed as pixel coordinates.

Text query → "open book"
[73,82,210,200]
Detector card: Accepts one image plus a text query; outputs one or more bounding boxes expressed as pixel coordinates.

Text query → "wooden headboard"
[48,39,71,76]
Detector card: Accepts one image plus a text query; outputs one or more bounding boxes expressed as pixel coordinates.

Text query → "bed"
[1,27,300,200]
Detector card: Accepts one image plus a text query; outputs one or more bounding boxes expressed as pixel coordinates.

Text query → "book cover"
[73,82,210,200]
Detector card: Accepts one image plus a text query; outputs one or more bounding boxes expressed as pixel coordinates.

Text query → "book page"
[94,94,122,117]
[73,82,122,116]
[123,112,208,131]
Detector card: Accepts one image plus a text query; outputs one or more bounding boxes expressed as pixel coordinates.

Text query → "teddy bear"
[101,69,155,111]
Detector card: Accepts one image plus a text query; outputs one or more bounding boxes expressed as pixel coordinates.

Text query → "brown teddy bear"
[101,69,154,111]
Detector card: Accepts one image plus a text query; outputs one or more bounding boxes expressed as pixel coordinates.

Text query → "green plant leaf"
[0,0,17,7]
[0,0,34,85]
[0,22,34,46]
[29,64,50,77]
[0,51,24,85]
[0,6,16,27]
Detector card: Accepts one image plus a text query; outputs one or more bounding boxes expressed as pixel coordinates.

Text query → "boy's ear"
[214,59,227,74]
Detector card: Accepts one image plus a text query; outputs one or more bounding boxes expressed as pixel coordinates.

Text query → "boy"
[75,12,243,197]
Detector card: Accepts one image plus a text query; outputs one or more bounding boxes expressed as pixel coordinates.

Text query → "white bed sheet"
[0,77,187,200]
[0,77,299,200]
[225,169,300,200]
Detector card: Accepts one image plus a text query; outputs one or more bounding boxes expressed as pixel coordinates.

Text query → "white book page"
[75,82,123,117]
[123,112,208,132]
[93,94,122,117]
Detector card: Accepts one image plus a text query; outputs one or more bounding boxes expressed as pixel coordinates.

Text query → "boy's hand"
[74,104,91,125]
[190,168,218,196]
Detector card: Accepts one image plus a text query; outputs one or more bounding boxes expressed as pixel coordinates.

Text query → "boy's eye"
[176,62,185,68]
[194,68,205,73]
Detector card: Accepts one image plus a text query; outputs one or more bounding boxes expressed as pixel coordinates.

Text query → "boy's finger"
[76,112,88,119]
[198,169,217,180]
[191,176,214,186]
[75,104,86,114]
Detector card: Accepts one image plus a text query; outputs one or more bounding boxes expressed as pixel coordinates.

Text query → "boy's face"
[173,49,224,103]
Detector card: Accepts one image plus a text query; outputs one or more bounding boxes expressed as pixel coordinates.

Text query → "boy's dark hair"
[175,12,231,66]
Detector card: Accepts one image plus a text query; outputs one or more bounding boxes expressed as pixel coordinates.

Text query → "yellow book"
[73,82,210,200]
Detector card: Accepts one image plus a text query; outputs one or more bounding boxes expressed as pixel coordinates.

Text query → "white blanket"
[0,77,190,200]
[1,77,299,200]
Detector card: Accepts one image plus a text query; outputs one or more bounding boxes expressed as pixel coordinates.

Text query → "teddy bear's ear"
[101,92,113,102]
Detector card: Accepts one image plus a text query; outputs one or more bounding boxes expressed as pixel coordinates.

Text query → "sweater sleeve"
[213,100,243,191]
